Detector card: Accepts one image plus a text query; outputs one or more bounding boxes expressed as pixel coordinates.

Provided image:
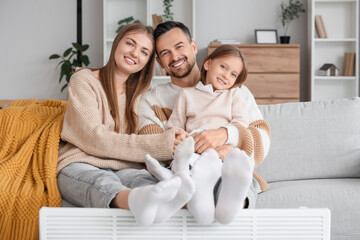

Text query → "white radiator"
[39,207,331,240]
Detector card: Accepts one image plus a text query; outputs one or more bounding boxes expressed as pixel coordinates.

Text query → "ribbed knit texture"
[57,69,175,174]
[0,99,67,240]
[138,82,271,192]
[167,87,249,133]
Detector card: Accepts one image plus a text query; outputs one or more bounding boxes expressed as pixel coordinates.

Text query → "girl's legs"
[187,149,222,224]
[215,148,254,224]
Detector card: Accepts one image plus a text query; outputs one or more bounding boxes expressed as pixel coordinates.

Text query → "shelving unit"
[103,0,195,86]
[308,0,359,101]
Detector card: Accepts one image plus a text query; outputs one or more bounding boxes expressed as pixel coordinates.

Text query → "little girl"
[146,45,255,224]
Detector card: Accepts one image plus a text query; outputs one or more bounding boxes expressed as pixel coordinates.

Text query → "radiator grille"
[39,208,330,240]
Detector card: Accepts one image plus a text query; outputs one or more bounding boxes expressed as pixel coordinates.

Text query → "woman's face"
[204,55,243,91]
[114,31,153,76]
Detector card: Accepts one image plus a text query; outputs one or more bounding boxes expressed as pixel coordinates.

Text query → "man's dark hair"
[153,21,192,43]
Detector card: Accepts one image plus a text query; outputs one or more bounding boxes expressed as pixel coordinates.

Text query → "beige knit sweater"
[167,85,249,133]
[56,69,175,174]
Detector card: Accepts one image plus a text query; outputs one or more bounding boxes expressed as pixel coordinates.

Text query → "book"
[315,15,327,38]
[348,52,355,76]
[343,52,355,76]
[152,14,159,27]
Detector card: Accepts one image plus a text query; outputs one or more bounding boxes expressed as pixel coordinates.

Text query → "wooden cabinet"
[208,44,300,105]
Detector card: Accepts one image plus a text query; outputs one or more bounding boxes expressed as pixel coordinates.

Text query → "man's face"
[155,28,197,78]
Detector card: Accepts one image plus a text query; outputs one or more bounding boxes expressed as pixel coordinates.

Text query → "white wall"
[0,0,358,101]
[0,0,102,100]
[195,0,309,100]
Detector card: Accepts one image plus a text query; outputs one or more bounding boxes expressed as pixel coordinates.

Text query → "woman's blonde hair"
[98,23,155,134]
[200,44,248,88]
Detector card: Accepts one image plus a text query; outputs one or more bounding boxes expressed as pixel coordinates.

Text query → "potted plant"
[49,43,90,92]
[280,0,305,44]
[163,0,174,21]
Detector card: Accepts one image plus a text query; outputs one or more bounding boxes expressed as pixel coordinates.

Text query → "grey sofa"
[256,97,360,240]
[61,97,360,239]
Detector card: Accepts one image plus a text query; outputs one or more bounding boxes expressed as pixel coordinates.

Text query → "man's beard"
[168,57,195,78]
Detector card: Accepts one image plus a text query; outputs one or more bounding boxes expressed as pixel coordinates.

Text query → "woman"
[56,23,194,225]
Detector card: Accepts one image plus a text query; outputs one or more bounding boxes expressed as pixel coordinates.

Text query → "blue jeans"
[57,163,157,208]
[57,162,260,209]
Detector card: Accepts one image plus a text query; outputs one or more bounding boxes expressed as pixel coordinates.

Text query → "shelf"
[314,76,356,80]
[314,38,356,42]
[315,0,356,3]
[309,0,359,101]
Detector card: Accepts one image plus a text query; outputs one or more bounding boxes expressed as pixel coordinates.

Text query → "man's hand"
[215,144,233,161]
[192,128,228,154]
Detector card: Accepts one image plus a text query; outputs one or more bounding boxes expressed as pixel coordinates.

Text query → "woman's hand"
[191,128,228,154]
[215,144,233,161]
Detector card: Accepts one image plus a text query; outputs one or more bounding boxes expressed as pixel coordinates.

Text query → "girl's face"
[204,55,243,91]
[114,31,153,76]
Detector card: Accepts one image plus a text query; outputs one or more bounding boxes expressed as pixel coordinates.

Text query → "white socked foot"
[154,171,195,223]
[215,148,254,224]
[128,176,181,225]
[187,149,222,224]
[172,136,195,173]
[145,154,174,181]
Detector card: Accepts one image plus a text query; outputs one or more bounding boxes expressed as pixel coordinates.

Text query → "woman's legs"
[57,162,128,208]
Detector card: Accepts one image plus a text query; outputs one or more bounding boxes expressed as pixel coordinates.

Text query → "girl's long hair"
[200,44,248,88]
[98,23,155,134]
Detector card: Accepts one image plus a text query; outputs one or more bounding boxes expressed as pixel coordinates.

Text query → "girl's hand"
[215,144,233,161]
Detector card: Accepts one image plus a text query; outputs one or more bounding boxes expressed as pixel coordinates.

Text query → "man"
[138,21,270,222]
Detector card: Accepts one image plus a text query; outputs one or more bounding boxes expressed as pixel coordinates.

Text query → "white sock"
[128,176,181,225]
[215,148,254,224]
[145,154,173,181]
[172,136,195,173]
[154,172,196,223]
[187,149,222,224]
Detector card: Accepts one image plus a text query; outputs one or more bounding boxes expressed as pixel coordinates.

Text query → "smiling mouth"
[217,77,226,85]
[124,56,136,65]
[170,58,186,69]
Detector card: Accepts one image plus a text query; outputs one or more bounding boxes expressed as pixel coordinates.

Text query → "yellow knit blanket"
[0,99,67,240]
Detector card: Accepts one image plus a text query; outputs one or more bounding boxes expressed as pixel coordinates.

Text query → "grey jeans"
[57,162,260,209]
[57,163,158,208]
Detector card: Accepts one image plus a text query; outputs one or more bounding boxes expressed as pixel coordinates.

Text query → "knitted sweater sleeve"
[60,71,175,162]
[233,85,271,166]
[166,89,187,131]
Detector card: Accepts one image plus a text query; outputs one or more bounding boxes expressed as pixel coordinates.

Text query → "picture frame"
[254,29,278,44]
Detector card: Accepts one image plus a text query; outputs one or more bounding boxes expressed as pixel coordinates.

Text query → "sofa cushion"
[257,98,360,182]
[256,178,360,240]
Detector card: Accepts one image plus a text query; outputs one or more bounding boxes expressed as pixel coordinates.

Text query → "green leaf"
[63,48,72,57]
[59,72,65,83]
[61,83,68,92]
[80,55,90,66]
[81,44,89,52]
[49,54,60,59]
[118,16,134,25]
[72,42,82,51]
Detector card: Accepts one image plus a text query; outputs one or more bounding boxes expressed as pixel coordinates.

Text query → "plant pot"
[280,36,291,44]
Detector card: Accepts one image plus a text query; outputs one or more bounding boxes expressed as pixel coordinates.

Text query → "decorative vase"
[280,36,291,44]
